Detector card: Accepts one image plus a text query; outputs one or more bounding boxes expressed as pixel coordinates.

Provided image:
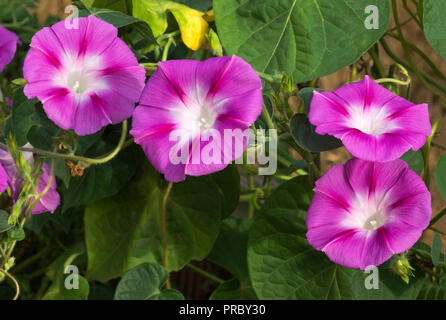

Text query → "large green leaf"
[0,210,12,233]
[42,276,90,300]
[80,7,138,28]
[177,0,211,11]
[83,0,130,12]
[214,0,390,83]
[290,113,342,152]
[207,218,256,300]
[208,165,240,218]
[210,278,257,300]
[401,149,424,176]
[85,162,222,282]
[424,0,446,61]
[11,90,39,146]
[351,264,427,300]
[79,7,156,43]
[297,87,323,113]
[208,218,252,280]
[115,263,184,300]
[436,154,446,201]
[42,243,89,300]
[61,142,136,212]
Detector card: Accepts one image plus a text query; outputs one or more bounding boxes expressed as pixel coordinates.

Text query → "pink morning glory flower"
[0,147,60,215]
[130,56,262,182]
[0,163,8,192]
[306,158,431,270]
[309,76,431,162]
[0,25,19,72]
[23,15,146,136]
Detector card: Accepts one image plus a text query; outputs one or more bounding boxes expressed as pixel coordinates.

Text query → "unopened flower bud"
[392,256,415,284]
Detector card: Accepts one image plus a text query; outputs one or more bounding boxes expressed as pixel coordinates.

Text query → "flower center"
[363,211,386,230]
[348,106,391,136]
[171,99,217,137]
[345,193,388,231]
[55,54,107,95]
[197,106,216,131]
[66,71,90,94]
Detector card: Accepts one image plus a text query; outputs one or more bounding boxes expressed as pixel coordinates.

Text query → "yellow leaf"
[133,0,210,51]
[168,3,210,51]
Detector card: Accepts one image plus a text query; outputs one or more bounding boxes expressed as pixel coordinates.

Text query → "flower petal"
[31,163,60,215]
[309,76,431,162]
[51,15,117,58]
[0,163,8,192]
[41,89,76,130]
[341,129,411,162]
[0,25,19,72]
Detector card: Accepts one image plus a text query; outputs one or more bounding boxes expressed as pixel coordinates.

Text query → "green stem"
[1,218,26,270]
[375,77,410,86]
[429,208,446,228]
[25,157,56,216]
[262,104,275,130]
[0,268,19,300]
[368,45,386,77]
[257,72,280,83]
[250,189,263,211]
[402,0,423,29]
[0,120,128,165]
[12,246,51,273]
[385,32,446,82]
[1,23,36,33]
[247,175,255,219]
[277,154,292,168]
[375,63,411,86]
[288,139,321,181]
[161,37,175,62]
[380,38,446,106]
[161,182,173,288]
[422,118,441,188]
[186,264,225,285]
[389,1,446,105]
[428,227,446,237]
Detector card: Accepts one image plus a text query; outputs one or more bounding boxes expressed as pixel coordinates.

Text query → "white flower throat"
[348,106,392,136]
[197,106,216,131]
[56,54,107,95]
[346,193,388,231]
[363,211,386,230]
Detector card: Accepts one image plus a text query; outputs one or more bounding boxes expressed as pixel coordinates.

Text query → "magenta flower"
[309,76,431,162]
[0,147,60,215]
[0,163,8,192]
[23,15,146,135]
[306,158,431,270]
[0,25,19,72]
[29,163,60,215]
[130,56,262,182]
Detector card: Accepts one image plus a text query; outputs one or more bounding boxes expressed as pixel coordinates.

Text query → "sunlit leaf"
[133,0,209,50]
